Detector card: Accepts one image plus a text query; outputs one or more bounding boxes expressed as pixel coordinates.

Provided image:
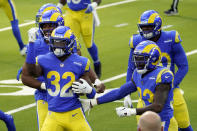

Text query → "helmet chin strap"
[137,69,148,74]
[143,32,154,39]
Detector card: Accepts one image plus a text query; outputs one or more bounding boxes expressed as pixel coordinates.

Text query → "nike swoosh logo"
[165,76,170,78]
[72,113,78,117]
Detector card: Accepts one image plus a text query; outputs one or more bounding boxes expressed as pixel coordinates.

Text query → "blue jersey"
[133,66,174,121]
[37,53,90,112]
[67,0,91,11]
[127,30,188,88]
[26,32,80,101]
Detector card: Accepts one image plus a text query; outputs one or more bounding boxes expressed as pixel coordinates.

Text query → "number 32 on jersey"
[47,71,75,97]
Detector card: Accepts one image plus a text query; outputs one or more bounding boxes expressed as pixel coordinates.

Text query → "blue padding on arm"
[173,43,188,87]
[97,81,137,104]
[26,43,36,64]
[126,48,135,82]
[86,87,96,99]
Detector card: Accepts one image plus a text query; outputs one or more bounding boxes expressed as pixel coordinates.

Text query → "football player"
[77,41,178,131]
[57,0,102,78]
[0,110,16,131]
[0,0,26,55]
[124,10,193,131]
[22,9,65,130]
[24,26,95,131]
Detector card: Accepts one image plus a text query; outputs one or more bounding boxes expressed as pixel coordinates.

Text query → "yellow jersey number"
[47,71,75,97]
[137,87,154,103]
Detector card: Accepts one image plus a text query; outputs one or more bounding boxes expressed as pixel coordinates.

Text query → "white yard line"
[114,23,129,28]
[5,49,197,114]
[0,0,136,32]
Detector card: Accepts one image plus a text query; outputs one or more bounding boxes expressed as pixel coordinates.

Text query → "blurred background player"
[57,0,102,78]
[78,41,178,131]
[0,110,16,131]
[125,10,193,131]
[138,111,163,131]
[164,0,179,15]
[0,0,26,55]
[24,26,95,131]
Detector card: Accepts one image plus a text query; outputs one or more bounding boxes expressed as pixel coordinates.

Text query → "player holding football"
[0,0,26,55]
[77,40,178,131]
[57,0,102,78]
[24,25,95,131]
[124,10,193,131]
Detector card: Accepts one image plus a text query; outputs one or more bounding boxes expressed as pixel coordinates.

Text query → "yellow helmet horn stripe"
[50,12,61,21]
[148,13,159,23]
[63,29,72,39]
[142,44,161,65]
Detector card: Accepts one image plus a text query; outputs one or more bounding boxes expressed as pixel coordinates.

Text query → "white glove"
[40,82,46,90]
[72,79,93,94]
[28,27,39,43]
[79,99,97,112]
[85,2,97,13]
[116,107,136,117]
[124,95,133,108]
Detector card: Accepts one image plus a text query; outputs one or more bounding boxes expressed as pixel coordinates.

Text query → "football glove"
[123,95,133,108]
[116,107,136,117]
[28,27,39,43]
[85,2,97,13]
[79,99,97,112]
[40,82,46,90]
[93,79,105,93]
[72,79,93,94]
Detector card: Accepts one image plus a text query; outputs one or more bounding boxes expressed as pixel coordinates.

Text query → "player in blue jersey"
[21,9,65,130]
[77,41,178,131]
[57,0,102,78]
[0,0,26,55]
[24,25,95,131]
[124,10,193,131]
[0,110,16,131]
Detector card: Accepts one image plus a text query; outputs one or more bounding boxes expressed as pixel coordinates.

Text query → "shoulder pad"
[174,31,182,43]
[156,68,174,84]
[129,34,142,49]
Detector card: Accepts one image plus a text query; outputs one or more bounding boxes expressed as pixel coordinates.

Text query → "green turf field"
[0,0,197,130]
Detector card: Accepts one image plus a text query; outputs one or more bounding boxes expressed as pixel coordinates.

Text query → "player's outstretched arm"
[79,80,137,112]
[116,83,171,117]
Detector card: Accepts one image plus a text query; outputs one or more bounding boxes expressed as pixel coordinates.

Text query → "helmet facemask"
[50,38,75,57]
[138,24,156,39]
[133,53,150,74]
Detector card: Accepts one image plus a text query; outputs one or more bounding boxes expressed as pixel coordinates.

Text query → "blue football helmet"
[138,10,162,39]
[39,10,64,42]
[50,26,76,57]
[36,3,62,26]
[133,40,161,74]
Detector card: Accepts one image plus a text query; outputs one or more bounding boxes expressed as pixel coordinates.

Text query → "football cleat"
[20,46,27,56]
[164,9,178,16]
[133,40,161,74]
